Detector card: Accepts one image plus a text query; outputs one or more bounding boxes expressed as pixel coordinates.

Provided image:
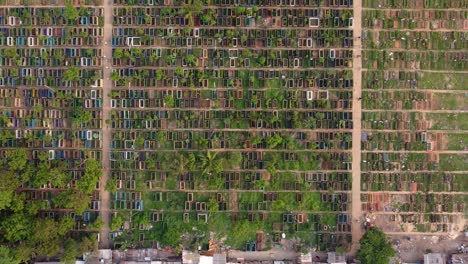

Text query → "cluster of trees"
[160,151,242,178]
[0,149,101,263]
[357,227,396,264]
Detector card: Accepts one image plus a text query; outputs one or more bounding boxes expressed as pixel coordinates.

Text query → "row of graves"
[0,3,105,234]
[114,168,352,192]
[360,1,467,235]
[109,130,352,151]
[112,48,353,69]
[113,0,354,7]
[112,4,353,28]
[108,0,355,250]
[111,188,351,248]
[363,9,466,31]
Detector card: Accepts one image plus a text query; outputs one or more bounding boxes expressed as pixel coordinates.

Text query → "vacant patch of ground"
[394,234,466,263]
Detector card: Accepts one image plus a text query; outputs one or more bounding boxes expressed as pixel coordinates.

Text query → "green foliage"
[0,246,20,264]
[0,213,31,243]
[156,69,165,80]
[164,95,175,107]
[199,152,223,175]
[200,9,217,25]
[266,134,283,149]
[58,216,75,236]
[207,197,218,212]
[10,69,19,77]
[61,239,80,264]
[185,54,197,66]
[114,48,124,59]
[0,148,91,262]
[111,71,120,81]
[31,218,61,257]
[53,190,90,214]
[106,178,118,194]
[235,6,246,15]
[257,56,266,66]
[63,0,79,22]
[357,227,396,264]
[4,48,18,59]
[180,0,204,26]
[77,159,102,195]
[226,152,243,168]
[12,244,34,264]
[164,153,189,176]
[225,220,260,249]
[63,66,80,81]
[111,213,124,231]
[88,216,104,230]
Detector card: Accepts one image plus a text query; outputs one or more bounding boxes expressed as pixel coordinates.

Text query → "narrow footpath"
[350,0,364,256]
[99,0,113,249]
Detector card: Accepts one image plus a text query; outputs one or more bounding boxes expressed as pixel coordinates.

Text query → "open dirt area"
[394,234,467,263]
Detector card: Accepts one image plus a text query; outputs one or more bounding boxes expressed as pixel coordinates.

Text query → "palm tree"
[199,151,223,175]
[180,0,203,26]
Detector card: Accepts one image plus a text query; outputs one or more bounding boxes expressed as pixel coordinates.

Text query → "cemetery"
[360,0,467,237]
[0,0,466,262]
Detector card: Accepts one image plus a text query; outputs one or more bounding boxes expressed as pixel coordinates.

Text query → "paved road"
[350,0,364,256]
[99,0,113,249]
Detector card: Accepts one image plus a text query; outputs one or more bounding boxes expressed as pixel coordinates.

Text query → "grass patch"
[436,93,468,110]
[447,134,468,151]
[428,113,468,130]
[439,154,468,171]
[419,72,466,90]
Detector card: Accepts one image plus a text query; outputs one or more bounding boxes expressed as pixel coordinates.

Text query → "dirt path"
[350,0,364,256]
[99,0,113,249]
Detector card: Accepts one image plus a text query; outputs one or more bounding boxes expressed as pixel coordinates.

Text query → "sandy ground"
[395,234,466,262]
[99,0,114,249]
[350,0,364,256]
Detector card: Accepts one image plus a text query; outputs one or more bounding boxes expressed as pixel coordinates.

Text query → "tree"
[0,246,20,264]
[0,212,32,243]
[156,69,165,80]
[110,213,124,231]
[105,178,118,194]
[357,227,396,264]
[13,243,34,264]
[77,159,102,194]
[10,69,19,77]
[185,54,197,66]
[266,134,283,149]
[207,197,218,213]
[79,235,98,253]
[61,239,80,264]
[58,216,75,236]
[257,56,266,66]
[114,48,123,59]
[4,48,18,59]
[63,66,80,81]
[31,218,61,257]
[180,0,203,26]
[111,71,120,82]
[0,170,22,210]
[164,95,175,107]
[63,0,79,22]
[199,152,223,175]
[53,190,90,214]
